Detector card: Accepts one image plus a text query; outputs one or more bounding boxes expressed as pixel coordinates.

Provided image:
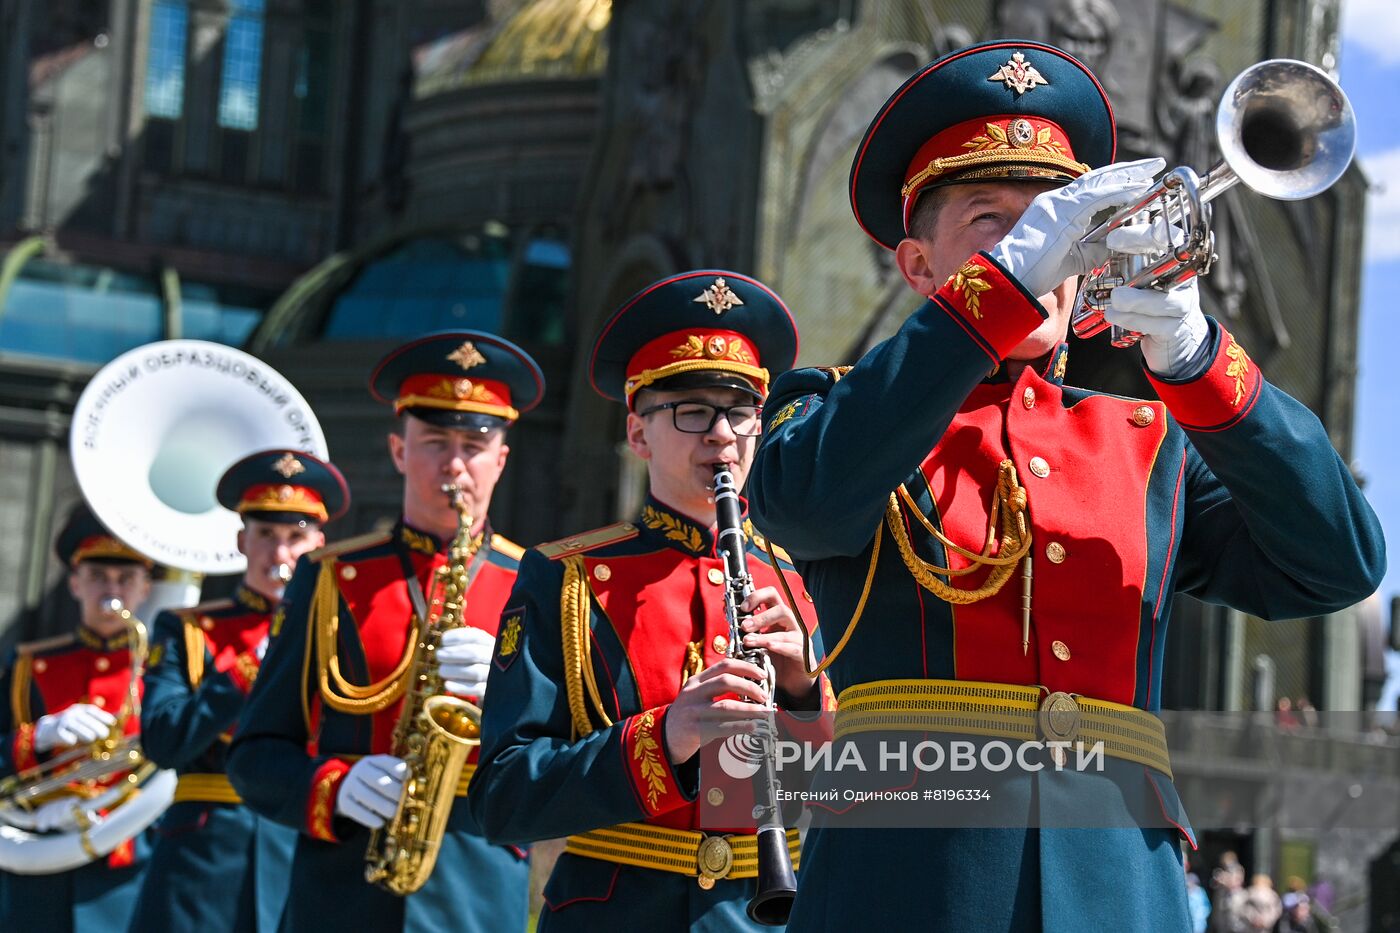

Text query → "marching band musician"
[227,331,540,933]
[744,40,1386,931]
[471,272,833,931]
[0,505,156,932]
[129,449,349,932]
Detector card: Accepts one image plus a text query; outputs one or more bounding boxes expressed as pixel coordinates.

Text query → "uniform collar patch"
[235,583,271,614]
[399,520,444,556]
[76,624,131,653]
[639,497,711,556]
[397,518,486,557]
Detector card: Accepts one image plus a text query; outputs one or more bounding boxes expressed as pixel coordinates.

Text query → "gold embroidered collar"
[397,519,485,557]
[235,584,271,614]
[638,496,738,556]
[77,625,130,653]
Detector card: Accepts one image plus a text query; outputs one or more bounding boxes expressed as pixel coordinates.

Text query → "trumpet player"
[0,505,154,932]
[228,332,540,933]
[744,40,1386,931]
[130,449,348,933]
[471,272,832,930]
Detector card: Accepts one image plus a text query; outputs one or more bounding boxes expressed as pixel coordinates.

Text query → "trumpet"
[1071,58,1355,347]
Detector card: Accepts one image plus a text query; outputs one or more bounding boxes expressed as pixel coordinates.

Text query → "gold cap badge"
[272,453,305,478]
[988,52,1049,96]
[693,277,744,316]
[447,341,487,370]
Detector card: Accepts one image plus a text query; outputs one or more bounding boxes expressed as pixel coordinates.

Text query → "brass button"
[707,568,724,585]
[1029,456,1050,478]
[802,591,813,602]
[33,659,46,673]
[200,618,214,631]
[1022,387,1036,409]
[1132,405,1155,427]
[95,657,110,672]
[1045,542,1066,564]
[712,635,728,654]
[698,876,715,891]
[706,787,725,807]
[340,565,357,581]
[93,696,107,708]
[1052,640,1071,661]
[593,564,612,582]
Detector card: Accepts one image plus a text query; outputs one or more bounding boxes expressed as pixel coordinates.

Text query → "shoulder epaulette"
[177,598,235,620]
[307,530,392,563]
[16,632,75,655]
[491,534,525,560]
[745,521,794,565]
[821,365,852,382]
[537,523,639,560]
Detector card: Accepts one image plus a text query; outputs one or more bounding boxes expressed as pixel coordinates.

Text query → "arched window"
[218,0,265,131]
[144,0,188,120]
[322,233,514,339]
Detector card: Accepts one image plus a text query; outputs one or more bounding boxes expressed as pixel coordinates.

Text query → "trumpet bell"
[1216,58,1356,202]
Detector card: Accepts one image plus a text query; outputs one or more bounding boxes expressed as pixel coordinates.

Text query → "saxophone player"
[130,449,348,933]
[228,332,541,933]
[471,272,834,930]
[0,505,154,932]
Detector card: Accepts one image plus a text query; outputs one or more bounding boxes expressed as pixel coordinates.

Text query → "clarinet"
[713,464,797,926]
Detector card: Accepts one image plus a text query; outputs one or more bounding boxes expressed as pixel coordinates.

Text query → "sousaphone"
[0,340,329,872]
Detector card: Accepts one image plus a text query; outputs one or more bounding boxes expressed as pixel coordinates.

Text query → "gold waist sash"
[564,822,801,886]
[836,678,1172,778]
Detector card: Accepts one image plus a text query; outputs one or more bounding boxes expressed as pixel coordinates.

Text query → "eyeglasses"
[637,401,763,437]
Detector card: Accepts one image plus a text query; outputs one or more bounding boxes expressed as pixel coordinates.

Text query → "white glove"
[31,797,100,834]
[1100,220,1210,378]
[34,704,116,752]
[255,634,269,662]
[989,158,1165,298]
[436,626,494,698]
[334,754,407,830]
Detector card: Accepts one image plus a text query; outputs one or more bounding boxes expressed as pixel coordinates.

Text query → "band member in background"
[228,331,541,933]
[130,449,349,933]
[0,505,156,932]
[744,40,1386,930]
[472,271,833,931]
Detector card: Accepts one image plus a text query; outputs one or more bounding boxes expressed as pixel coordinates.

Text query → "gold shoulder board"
[491,534,526,560]
[821,365,852,382]
[537,523,639,561]
[307,530,392,563]
[181,597,235,617]
[744,520,794,564]
[16,632,76,656]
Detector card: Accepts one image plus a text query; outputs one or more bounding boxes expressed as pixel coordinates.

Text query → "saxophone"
[364,484,484,895]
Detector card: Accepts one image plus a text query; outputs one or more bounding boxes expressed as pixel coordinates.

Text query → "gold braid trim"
[10,652,32,725]
[763,525,883,681]
[560,556,613,740]
[887,460,1032,604]
[901,148,1089,196]
[624,359,770,399]
[183,621,207,687]
[312,559,416,715]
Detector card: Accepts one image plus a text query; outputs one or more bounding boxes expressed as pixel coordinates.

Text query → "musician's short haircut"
[907,187,948,242]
